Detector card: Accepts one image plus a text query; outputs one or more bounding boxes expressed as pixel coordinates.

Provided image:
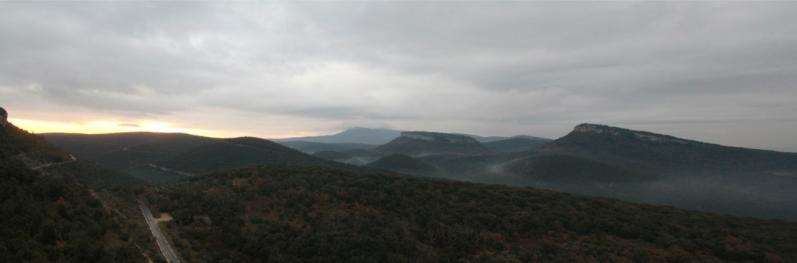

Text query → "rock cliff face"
[0,107,7,127]
[572,123,690,144]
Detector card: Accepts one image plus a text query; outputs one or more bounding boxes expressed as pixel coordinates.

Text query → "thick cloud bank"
[1,2,796,150]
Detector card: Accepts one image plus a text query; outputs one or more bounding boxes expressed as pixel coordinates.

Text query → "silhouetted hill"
[144,164,797,262]
[0,124,147,262]
[276,127,401,145]
[45,132,326,183]
[375,131,490,156]
[162,137,320,174]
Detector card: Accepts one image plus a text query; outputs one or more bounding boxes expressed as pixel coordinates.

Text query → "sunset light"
[10,118,230,138]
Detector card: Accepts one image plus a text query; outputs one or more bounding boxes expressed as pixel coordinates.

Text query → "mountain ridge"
[375,131,490,156]
[44,132,327,183]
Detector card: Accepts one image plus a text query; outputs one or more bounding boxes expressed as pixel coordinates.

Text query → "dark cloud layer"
[1,2,796,151]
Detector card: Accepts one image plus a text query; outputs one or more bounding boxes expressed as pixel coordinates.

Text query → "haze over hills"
[506,124,797,219]
[337,124,797,220]
[5,2,797,262]
[5,118,797,261]
[42,123,797,220]
[275,127,402,145]
[277,127,550,154]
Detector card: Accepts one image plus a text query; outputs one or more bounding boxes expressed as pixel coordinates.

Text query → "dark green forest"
[9,122,797,262]
[0,125,149,262]
[147,164,797,263]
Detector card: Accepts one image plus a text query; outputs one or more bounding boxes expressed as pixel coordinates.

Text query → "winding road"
[139,200,182,263]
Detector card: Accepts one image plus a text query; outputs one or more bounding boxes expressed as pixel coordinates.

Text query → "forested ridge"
[0,124,149,262]
[7,122,797,262]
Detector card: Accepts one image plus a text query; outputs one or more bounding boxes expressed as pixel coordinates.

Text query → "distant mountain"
[44,132,325,183]
[276,127,553,154]
[276,127,401,145]
[16,119,797,261]
[375,131,490,156]
[543,123,797,171]
[483,136,551,153]
[311,149,379,165]
[499,123,797,219]
[357,123,797,220]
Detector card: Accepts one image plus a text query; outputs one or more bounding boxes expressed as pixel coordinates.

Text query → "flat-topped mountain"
[495,123,797,219]
[375,131,490,156]
[545,123,797,171]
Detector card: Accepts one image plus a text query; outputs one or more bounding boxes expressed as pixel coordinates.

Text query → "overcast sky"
[1,2,796,151]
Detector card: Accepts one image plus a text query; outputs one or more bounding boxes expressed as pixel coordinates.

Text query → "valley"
[5,2,797,262]
[4,120,797,262]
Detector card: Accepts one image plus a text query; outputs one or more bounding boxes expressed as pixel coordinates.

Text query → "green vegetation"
[0,125,149,262]
[376,131,489,156]
[362,124,797,220]
[45,133,325,184]
[548,123,797,172]
[147,164,797,262]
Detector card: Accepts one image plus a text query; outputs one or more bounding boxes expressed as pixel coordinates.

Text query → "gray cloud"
[1,1,796,151]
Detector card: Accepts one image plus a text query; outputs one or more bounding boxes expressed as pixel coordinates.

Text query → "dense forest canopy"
[147,164,797,263]
[0,124,147,262]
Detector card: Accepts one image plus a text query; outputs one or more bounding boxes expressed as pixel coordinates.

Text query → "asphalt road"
[139,200,182,263]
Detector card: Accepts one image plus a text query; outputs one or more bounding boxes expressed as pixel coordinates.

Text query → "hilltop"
[0,124,151,262]
[375,131,490,156]
[44,132,326,183]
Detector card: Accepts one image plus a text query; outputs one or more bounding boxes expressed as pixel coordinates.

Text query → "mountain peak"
[571,123,691,144]
[573,123,618,134]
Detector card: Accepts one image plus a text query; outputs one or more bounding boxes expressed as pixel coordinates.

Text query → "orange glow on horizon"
[8,117,326,139]
[10,118,232,138]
